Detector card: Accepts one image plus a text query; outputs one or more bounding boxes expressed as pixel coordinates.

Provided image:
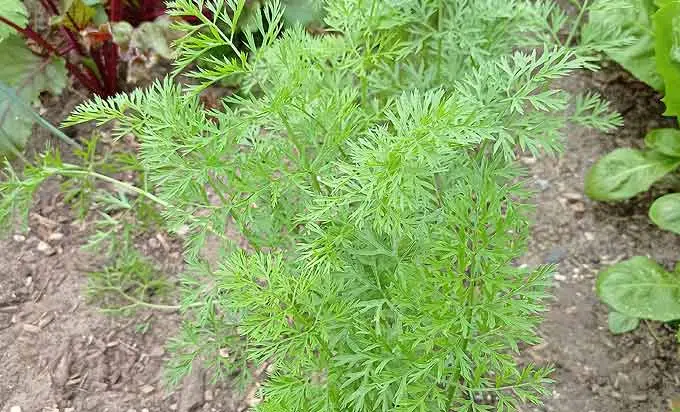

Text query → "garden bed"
[1,63,679,412]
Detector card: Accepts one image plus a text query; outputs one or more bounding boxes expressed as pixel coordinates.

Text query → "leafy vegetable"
[607,311,640,334]
[0,36,67,153]
[598,256,680,322]
[584,148,680,201]
[650,193,680,234]
[654,1,680,116]
[588,0,663,90]
[0,0,28,41]
[587,0,680,335]
[644,128,680,156]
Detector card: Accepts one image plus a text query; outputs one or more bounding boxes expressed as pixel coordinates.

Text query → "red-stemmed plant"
[0,0,168,96]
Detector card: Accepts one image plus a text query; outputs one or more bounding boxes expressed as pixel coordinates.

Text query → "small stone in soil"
[48,232,64,241]
[148,238,161,249]
[140,384,155,394]
[36,241,56,256]
[543,247,568,264]
[10,406,22,412]
[570,201,586,213]
[205,389,214,402]
[553,273,567,282]
[535,179,550,191]
[13,234,26,242]
[563,192,582,201]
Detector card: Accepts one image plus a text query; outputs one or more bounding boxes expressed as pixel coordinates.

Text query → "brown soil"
[2,66,680,412]
[522,66,680,412]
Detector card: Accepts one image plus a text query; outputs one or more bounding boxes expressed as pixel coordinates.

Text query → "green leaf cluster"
[3,0,625,410]
[587,0,680,116]
[598,256,680,336]
[585,0,680,338]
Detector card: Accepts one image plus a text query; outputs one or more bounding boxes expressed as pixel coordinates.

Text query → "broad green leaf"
[597,256,680,321]
[649,193,680,233]
[0,35,67,154]
[607,311,640,334]
[645,128,680,156]
[0,0,29,41]
[654,1,680,116]
[584,148,680,201]
[590,0,663,90]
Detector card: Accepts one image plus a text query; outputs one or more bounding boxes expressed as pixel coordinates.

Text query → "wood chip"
[155,233,170,251]
[22,323,41,334]
[31,213,58,229]
[48,232,64,241]
[0,305,18,313]
[38,313,55,329]
[51,340,73,390]
[140,384,155,394]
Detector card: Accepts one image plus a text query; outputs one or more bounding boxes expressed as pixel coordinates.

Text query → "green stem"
[432,174,443,207]
[460,381,539,393]
[565,0,589,47]
[105,286,202,311]
[53,166,170,208]
[46,165,234,243]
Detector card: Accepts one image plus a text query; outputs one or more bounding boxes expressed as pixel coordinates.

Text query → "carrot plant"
[1,0,623,410]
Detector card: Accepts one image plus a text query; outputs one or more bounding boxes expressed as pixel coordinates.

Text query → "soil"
[2,63,680,412]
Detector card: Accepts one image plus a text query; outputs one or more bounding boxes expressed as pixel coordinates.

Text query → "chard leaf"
[650,193,680,234]
[654,1,680,116]
[584,148,680,201]
[644,128,680,156]
[590,0,663,90]
[607,311,640,334]
[597,256,680,322]
[0,0,29,41]
[0,35,67,154]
